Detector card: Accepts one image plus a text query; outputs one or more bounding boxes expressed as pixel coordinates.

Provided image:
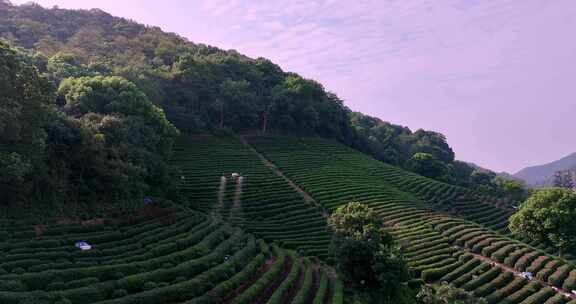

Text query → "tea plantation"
[245,135,576,304]
[0,206,342,304]
[3,134,575,304]
[172,136,331,260]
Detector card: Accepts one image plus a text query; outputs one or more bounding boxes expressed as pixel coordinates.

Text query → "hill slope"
[514,152,576,186]
[0,206,342,304]
[240,135,576,302]
[0,1,501,196]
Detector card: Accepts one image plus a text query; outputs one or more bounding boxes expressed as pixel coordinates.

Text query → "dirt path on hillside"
[239,136,328,218]
[460,247,576,299]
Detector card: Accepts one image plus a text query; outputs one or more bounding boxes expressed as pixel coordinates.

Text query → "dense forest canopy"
[0,1,525,213]
[0,40,179,219]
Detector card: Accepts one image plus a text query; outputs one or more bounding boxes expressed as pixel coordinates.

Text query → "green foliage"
[0,40,52,206]
[417,283,487,304]
[329,202,385,284]
[350,112,460,184]
[492,176,528,202]
[450,164,528,203]
[407,153,450,181]
[509,188,576,256]
[216,79,258,129]
[0,1,494,195]
[46,52,102,82]
[0,41,179,217]
[350,112,454,167]
[328,202,410,302]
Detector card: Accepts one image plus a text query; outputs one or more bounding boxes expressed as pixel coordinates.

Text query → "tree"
[469,170,495,186]
[509,188,576,256]
[57,76,179,200]
[408,130,454,164]
[217,79,258,130]
[328,202,410,303]
[0,41,53,206]
[417,283,486,304]
[407,153,450,181]
[46,52,97,82]
[450,161,475,186]
[492,176,528,202]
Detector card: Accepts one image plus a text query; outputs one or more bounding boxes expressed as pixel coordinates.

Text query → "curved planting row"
[172,136,331,259]
[246,135,575,303]
[427,216,576,293]
[296,137,515,232]
[246,137,463,277]
[0,207,341,304]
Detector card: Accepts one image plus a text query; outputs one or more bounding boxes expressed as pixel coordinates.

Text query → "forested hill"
[0,0,353,139]
[0,1,524,209]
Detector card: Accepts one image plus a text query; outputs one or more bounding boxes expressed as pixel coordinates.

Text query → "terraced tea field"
[246,135,576,304]
[0,207,342,304]
[172,136,331,259]
[295,138,514,232]
[5,134,574,304]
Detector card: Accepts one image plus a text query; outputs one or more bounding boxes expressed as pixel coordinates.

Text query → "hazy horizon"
[11,0,576,173]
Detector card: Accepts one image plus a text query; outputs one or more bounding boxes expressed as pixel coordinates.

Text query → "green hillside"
[2,1,572,304]
[241,135,576,303]
[1,129,570,303]
[171,136,331,259]
[0,0,529,201]
[0,206,342,304]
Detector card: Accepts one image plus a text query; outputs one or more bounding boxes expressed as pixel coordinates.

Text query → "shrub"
[544,294,569,304]
[525,256,551,274]
[505,281,541,303]
[267,257,301,303]
[491,245,516,263]
[47,281,67,291]
[462,267,502,291]
[513,252,539,271]
[562,270,576,291]
[535,260,561,282]
[66,277,100,289]
[333,279,344,304]
[232,247,286,304]
[520,287,555,304]
[440,259,481,282]
[59,284,109,303]
[190,252,265,303]
[422,262,462,283]
[0,280,26,292]
[292,266,314,304]
[174,276,187,283]
[313,272,329,304]
[503,248,530,268]
[548,265,573,287]
[143,281,158,291]
[158,282,169,288]
[16,292,52,304]
[472,272,513,297]
[112,289,128,298]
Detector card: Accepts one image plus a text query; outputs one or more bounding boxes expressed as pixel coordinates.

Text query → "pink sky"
[11,0,576,173]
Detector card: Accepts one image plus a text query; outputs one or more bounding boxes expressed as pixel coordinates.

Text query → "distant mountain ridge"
[514,152,576,186]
